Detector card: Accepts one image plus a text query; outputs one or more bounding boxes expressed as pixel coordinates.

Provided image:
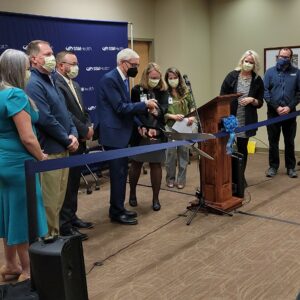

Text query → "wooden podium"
[197,94,243,211]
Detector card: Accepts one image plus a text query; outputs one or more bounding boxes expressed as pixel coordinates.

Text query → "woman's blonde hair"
[139,62,168,91]
[235,50,260,73]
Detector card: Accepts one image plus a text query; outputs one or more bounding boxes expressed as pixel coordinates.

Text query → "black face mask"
[127,67,138,78]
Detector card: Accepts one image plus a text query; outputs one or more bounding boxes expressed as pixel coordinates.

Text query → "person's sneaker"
[167,182,174,188]
[287,168,298,178]
[266,167,277,177]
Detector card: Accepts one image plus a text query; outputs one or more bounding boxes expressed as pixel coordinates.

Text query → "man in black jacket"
[55,51,94,240]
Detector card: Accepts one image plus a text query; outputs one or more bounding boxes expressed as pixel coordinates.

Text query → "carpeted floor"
[1,152,300,299]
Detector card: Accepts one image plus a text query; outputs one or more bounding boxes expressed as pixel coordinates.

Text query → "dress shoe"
[110,214,138,225]
[60,227,88,241]
[287,168,298,178]
[0,265,22,281]
[152,200,161,211]
[266,167,277,178]
[129,196,138,207]
[72,218,94,229]
[124,209,137,218]
[177,184,185,189]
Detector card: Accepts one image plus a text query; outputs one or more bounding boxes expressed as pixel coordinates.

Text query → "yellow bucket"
[247,140,256,154]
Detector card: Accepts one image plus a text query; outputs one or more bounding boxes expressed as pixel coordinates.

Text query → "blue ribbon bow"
[222,115,238,155]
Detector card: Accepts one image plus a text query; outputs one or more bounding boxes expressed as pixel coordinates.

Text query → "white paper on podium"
[172,118,197,133]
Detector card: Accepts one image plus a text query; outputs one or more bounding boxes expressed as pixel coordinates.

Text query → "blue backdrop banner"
[0,11,128,125]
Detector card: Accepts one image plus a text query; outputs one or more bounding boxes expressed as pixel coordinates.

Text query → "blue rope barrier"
[26,109,300,175]
[26,140,194,175]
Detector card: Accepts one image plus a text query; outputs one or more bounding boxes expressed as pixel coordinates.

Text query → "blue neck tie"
[124,79,129,92]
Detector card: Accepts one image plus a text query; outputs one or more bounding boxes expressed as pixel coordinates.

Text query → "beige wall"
[154,0,211,102]
[0,0,210,102]
[210,0,300,150]
[1,0,300,150]
[0,0,155,39]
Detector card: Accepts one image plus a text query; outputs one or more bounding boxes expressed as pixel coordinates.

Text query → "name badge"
[140,94,147,102]
[168,96,173,104]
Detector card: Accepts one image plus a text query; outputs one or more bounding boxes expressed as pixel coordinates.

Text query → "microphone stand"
[183,75,232,225]
[183,75,203,133]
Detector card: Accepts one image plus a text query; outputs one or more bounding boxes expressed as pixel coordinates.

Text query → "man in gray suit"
[55,51,94,240]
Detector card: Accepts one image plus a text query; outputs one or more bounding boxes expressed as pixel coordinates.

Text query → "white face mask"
[42,55,56,73]
[168,78,179,88]
[67,65,79,79]
[25,70,31,86]
[148,78,160,88]
[242,62,254,72]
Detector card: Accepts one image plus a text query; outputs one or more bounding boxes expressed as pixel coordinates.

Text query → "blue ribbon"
[222,115,238,155]
[25,109,300,176]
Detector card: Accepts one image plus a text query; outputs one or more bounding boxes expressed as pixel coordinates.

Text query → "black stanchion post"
[25,159,38,245]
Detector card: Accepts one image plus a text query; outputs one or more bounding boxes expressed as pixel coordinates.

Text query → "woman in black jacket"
[129,62,169,211]
[220,50,264,185]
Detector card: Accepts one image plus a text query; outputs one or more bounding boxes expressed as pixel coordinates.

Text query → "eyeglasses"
[61,61,79,66]
[124,60,139,68]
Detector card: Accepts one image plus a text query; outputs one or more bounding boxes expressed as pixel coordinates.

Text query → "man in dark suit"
[97,48,157,225]
[55,51,94,240]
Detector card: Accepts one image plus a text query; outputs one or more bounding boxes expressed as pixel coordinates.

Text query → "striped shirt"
[236,74,251,138]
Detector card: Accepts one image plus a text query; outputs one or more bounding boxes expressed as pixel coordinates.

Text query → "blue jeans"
[165,145,189,185]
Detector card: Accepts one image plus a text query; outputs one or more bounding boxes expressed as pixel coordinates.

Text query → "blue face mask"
[276,57,290,70]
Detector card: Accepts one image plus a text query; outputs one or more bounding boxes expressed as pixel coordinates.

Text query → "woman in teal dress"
[0,49,48,282]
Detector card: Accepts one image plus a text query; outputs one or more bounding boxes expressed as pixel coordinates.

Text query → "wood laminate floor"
[1,152,300,299]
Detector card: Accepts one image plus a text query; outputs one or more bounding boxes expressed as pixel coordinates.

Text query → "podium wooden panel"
[198,94,243,211]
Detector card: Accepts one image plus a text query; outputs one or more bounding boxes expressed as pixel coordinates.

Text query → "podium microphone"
[182,74,203,133]
[183,74,191,87]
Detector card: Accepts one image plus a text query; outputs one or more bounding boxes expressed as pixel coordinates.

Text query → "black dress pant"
[103,145,128,217]
[267,110,297,170]
[60,144,85,231]
[236,137,249,174]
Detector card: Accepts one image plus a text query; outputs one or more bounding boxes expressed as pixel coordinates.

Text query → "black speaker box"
[232,152,245,198]
[29,236,88,300]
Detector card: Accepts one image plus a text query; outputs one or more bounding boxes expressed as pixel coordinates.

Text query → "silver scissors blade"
[163,130,215,142]
[163,130,215,160]
[191,145,214,160]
